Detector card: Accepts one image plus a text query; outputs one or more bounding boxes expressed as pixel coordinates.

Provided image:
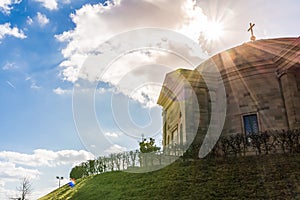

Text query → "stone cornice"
[275,37,300,77]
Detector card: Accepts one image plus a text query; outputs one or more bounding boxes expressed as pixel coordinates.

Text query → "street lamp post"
[56,176,63,188]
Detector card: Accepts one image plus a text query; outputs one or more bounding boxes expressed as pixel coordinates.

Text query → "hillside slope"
[39,154,300,200]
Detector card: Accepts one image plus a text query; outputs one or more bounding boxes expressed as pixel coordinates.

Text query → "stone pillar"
[280,71,300,129]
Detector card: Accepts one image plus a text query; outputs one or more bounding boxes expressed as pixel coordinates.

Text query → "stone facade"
[157,69,209,153]
[157,37,300,151]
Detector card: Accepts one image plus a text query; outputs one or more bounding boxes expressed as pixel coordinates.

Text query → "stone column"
[280,71,300,129]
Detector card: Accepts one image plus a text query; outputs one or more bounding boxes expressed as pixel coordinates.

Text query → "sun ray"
[203,20,224,41]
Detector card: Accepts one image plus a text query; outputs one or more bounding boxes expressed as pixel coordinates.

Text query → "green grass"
[39,154,300,200]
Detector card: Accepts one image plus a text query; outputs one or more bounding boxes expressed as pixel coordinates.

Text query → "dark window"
[243,114,259,134]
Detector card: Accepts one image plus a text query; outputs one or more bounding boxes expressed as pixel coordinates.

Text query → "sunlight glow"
[203,21,224,41]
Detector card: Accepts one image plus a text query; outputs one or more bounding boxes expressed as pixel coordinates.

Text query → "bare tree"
[16,177,32,200]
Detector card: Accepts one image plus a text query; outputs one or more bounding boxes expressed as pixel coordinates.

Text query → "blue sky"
[0,0,299,199]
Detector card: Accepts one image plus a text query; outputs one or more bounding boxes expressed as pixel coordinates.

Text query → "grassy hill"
[39,154,300,200]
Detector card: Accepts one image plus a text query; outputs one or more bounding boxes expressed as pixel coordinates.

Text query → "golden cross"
[247,22,256,41]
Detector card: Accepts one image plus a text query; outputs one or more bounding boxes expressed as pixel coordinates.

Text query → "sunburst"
[203,21,224,41]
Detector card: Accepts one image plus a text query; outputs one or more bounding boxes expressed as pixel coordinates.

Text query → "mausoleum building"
[157,37,300,150]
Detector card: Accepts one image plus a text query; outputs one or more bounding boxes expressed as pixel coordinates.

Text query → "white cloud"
[0,180,4,187]
[26,13,51,28]
[55,0,209,107]
[53,86,115,95]
[0,184,19,200]
[34,0,58,10]
[0,164,40,199]
[33,0,72,10]
[129,84,163,108]
[30,82,41,89]
[0,149,95,167]
[97,87,109,94]
[97,86,118,94]
[0,0,22,14]
[0,149,94,200]
[53,87,72,95]
[25,77,41,89]
[36,12,50,27]
[56,0,206,59]
[0,162,40,180]
[27,16,33,25]
[0,23,26,41]
[104,132,121,138]
[96,50,194,107]
[2,62,18,70]
[104,144,127,154]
